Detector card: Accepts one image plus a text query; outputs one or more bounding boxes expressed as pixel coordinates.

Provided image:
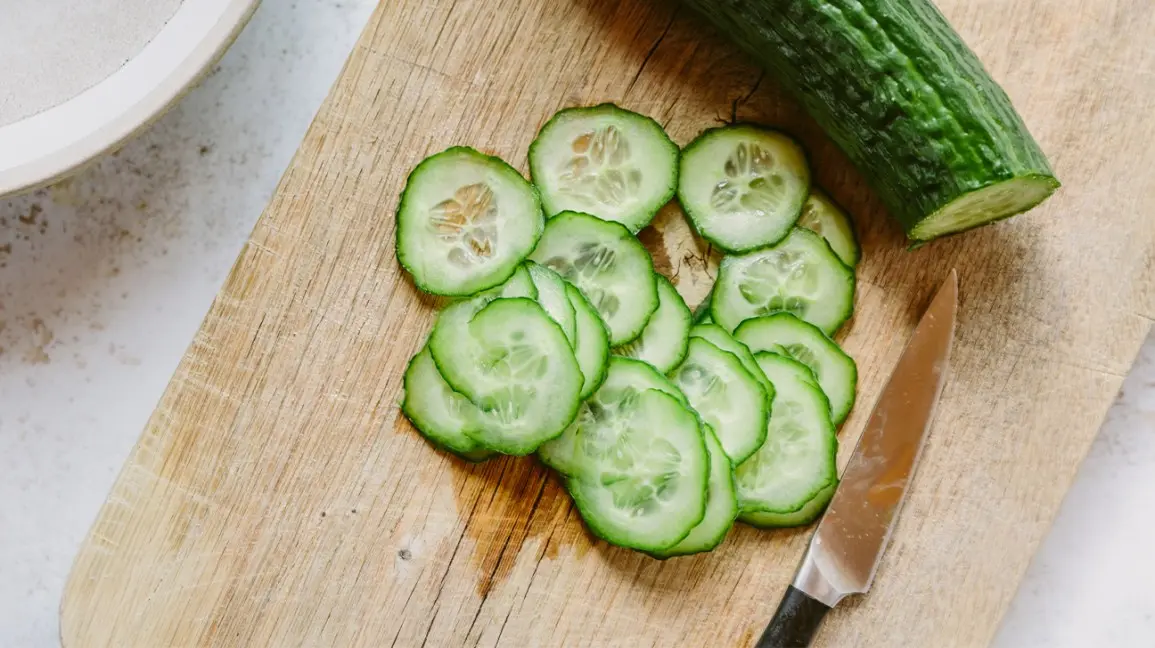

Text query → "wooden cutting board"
[61,0,1155,646]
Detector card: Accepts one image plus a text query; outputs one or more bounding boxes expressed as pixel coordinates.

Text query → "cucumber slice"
[649,426,738,557]
[692,288,714,324]
[538,356,687,476]
[401,347,493,462]
[567,283,610,399]
[670,337,769,464]
[797,189,861,268]
[711,227,855,336]
[527,261,577,344]
[613,274,692,373]
[735,353,838,525]
[429,297,583,455]
[740,483,835,528]
[529,211,658,345]
[476,263,537,301]
[688,323,774,404]
[397,147,543,296]
[529,104,679,232]
[565,388,709,552]
[735,313,858,425]
[678,125,810,253]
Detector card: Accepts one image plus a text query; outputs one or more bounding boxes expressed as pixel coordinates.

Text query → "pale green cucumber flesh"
[565,389,709,552]
[397,147,543,296]
[529,104,679,233]
[735,313,857,425]
[613,274,692,373]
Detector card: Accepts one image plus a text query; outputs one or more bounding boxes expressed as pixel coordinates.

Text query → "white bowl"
[0,0,260,198]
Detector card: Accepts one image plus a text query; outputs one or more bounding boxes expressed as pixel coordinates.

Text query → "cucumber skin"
[396,146,543,296]
[681,0,1058,239]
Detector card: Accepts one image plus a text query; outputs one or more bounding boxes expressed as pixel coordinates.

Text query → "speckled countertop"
[1,1,1152,645]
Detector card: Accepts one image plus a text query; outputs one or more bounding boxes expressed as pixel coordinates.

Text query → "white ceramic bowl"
[0,0,260,198]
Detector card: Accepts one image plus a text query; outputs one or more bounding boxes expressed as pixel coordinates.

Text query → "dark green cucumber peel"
[681,0,1059,241]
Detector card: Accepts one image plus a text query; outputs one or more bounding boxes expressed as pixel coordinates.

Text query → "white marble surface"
[0,1,1152,646]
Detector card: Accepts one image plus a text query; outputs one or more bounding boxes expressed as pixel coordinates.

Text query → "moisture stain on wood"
[394,414,593,600]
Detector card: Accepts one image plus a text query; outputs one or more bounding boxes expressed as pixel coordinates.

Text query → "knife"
[755,270,959,648]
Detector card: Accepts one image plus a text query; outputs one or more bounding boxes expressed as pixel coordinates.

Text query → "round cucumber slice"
[711,227,855,336]
[397,147,543,296]
[613,274,692,373]
[797,189,861,268]
[649,425,738,558]
[429,297,583,455]
[529,104,679,232]
[401,347,494,462]
[566,388,709,552]
[735,353,838,525]
[670,337,769,464]
[527,261,577,344]
[689,323,775,405]
[538,357,687,476]
[735,313,858,425]
[567,283,610,399]
[678,125,810,253]
[529,211,658,345]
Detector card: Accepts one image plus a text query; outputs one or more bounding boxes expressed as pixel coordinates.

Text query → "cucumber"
[530,211,658,345]
[670,337,769,464]
[678,125,810,253]
[735,353,838,526]
[400,347,493,462]
[476,263,537,301]
[740,483,835,528]
[567,283,610,399]
[529,104,679,232]
[428,297,583,455]
[797,189,860,268]
[397,147,543,296]
[735,313,857,425]
[649,426,738,557]
[613,274,692,373]
[679,0,1059,241]
[527,261,577,343]
[565,388,709,552]
[692,293,714,325]
[538,356,687,476]
[711,227,855,336]
[689,323,774,403]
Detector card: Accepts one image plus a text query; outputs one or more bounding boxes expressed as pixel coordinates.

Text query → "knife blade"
[755,270,959,648]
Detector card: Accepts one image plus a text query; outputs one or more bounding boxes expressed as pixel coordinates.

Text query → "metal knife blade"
[796,269,958,607]
[756,271,958,648]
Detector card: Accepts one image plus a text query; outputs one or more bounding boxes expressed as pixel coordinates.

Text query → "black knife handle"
[754,585,831,648]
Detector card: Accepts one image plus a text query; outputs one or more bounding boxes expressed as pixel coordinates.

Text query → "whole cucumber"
[682,0,1059,241]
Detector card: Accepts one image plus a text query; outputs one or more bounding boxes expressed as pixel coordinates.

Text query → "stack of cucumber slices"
[399,104,861,557]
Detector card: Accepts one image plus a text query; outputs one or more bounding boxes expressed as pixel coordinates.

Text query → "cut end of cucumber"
[529,104,678,232]
[909,175,1060,241]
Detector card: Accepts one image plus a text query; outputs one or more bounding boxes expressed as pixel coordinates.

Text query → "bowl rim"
[0,0,261,198]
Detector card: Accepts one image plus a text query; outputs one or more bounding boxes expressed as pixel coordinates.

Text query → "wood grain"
[61,0,1155,646]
